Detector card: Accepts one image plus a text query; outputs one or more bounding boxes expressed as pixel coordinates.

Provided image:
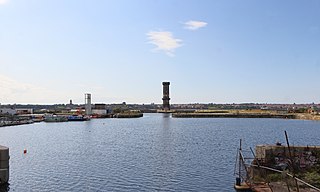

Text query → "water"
[0,113,320,191]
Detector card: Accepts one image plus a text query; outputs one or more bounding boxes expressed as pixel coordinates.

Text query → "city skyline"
[1,0,320,104]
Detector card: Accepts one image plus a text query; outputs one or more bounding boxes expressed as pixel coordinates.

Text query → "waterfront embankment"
[1,113,320,191]
[0,120,33,127]
[294,113,320,121]
[0,116,33,127]
[113,112,143,118]
[172,112,296,119]
[172,110,320,121]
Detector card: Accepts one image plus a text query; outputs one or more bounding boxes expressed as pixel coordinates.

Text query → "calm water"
[0,113,320,191]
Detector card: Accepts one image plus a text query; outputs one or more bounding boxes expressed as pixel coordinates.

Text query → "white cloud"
[0,0,8,5]
[184,20,207,30]
[146,31,182,56]
[0,74,61,104]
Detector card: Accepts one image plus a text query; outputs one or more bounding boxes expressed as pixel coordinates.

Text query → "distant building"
[92,109,107,115]
[0,108,34,115]
[0,108,16,115]
[94,104,106,109]
[92,103,107,115]
[15,108,33,114]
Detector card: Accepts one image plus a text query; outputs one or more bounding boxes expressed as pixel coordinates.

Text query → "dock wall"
[113,113,143,118]
[172,113,296,119]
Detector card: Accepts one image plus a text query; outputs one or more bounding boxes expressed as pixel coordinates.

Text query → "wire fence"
[237,153,320,192]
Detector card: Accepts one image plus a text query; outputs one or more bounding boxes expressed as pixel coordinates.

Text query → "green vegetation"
[195,110,229,113]
[303,171,320,188]
[113,110,143,118]
[266,173,282,182]
[252,175,265,183]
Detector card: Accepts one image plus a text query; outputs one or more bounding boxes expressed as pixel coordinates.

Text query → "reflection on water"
[0,114,320,191]
[162,113,171,119]
[0,184,9,192]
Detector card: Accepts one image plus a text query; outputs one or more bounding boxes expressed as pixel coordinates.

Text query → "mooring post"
[284,131,299,192]
[0,145,9,185]
[236,139,242,186]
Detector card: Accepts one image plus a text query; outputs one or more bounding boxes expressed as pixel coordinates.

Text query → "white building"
[15,108,33,114]
[0,108,16,115]
[92,109,107,115]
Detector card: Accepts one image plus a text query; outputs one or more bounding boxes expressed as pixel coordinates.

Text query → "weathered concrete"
[255,145,320,169]
[0,145,9,184]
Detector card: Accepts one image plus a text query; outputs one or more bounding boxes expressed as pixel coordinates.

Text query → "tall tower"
[85,93,92,116]
[162,82,170,111]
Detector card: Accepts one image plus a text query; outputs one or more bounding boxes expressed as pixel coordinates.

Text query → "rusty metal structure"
[234,133,320,192]
[162,82,170,111]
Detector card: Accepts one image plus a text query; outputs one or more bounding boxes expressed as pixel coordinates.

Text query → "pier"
[172,112,296,119]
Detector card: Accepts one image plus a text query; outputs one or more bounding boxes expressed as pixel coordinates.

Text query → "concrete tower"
[162,82,170,111]
[85,93,92,116]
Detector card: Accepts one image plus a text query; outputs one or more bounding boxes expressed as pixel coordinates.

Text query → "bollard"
[0,145,9,184]
[235,177,241,186]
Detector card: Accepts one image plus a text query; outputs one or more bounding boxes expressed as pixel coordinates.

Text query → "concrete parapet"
[0,145,9,184]
[255,144,320,170]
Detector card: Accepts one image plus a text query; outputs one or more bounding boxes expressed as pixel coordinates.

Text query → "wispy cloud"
[146,31,182,56]
[184,20,207,30]
[0,0,8,5]
[0,74,60,104]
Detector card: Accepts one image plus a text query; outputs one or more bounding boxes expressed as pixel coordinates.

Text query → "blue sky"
[1,0,320,104]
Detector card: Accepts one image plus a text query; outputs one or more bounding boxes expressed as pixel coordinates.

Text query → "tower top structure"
[162,82,170,111]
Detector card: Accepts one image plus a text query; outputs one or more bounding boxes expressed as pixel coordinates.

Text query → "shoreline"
[1,112,319,128]
[172,112,320,121]
[172,113,295,119]
[0,120,34,127]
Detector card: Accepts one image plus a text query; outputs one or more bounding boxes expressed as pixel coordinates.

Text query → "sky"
[0,0,320,104]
